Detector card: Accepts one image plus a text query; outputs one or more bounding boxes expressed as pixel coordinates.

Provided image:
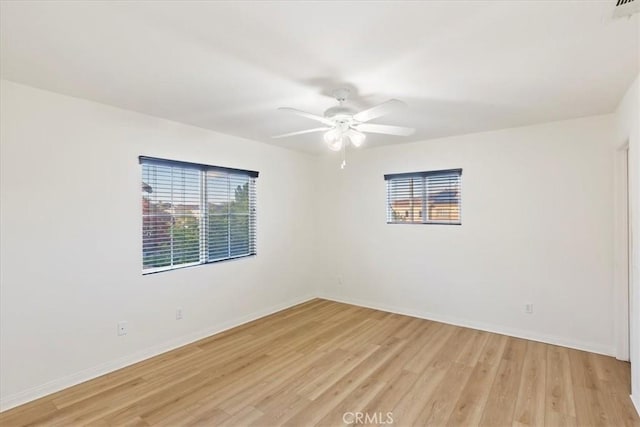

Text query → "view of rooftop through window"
[385,169,461,225]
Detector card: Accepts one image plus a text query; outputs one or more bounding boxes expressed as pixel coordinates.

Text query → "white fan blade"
[272,127,331,139]
[355,123,415,136]
[353,99,406,123]
[278,107,334,126]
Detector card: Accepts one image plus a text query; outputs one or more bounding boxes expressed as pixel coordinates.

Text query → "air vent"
[613,0,639,18]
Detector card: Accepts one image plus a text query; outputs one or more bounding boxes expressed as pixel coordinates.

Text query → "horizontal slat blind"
[206,171,256,262]
[141,157,257,274]
[385,169,461,225]
[142,163,201,271]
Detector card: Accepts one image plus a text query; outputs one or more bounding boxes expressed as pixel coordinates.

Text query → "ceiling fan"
[273,88,415,151]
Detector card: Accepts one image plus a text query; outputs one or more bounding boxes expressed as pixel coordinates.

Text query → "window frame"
[384,168,462,226]
[140,156,258,275]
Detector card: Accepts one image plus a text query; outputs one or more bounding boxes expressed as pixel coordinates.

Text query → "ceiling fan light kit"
[273,88,416,157]
[323,128,344,151]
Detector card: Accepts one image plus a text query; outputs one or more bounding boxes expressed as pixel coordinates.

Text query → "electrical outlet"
[525,303,534,314]
[117,321,128,336]
[176,307,183,320]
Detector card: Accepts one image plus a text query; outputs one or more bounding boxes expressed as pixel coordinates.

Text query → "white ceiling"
[1,1,638,154]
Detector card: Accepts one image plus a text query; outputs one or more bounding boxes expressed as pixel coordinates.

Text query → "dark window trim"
[384,168,462,181]
[139,156,259,178]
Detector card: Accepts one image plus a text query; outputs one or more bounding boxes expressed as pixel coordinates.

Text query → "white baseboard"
[632,395,640,417]
[0,294,316,412]
[317,293,615,357]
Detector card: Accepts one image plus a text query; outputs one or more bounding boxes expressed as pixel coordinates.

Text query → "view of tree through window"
[141,158,257,273]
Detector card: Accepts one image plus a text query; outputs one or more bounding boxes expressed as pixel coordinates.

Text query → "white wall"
[0,80,318,410]
[316,114,617,356]
[615,74,640,413]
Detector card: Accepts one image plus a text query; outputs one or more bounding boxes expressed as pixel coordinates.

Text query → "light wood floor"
[1,299,638,426]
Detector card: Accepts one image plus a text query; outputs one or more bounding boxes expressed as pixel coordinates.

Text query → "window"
[385,169,461,225]
[141,156,258,273]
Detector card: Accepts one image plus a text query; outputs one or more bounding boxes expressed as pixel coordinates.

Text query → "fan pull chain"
[341,143,347,169]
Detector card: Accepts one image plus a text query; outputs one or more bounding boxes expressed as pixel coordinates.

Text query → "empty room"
[0,0,639,426]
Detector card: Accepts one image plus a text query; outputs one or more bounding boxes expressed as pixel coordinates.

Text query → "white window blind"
[385,169,462,225]
[141,156,257,274]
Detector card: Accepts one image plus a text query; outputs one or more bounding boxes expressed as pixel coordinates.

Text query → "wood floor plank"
[512,341,547,427]
[427,326,477,371]
[403,322,454,373]
[367,320,435,384]
[477,333,509,366]
[478,337,528,427]
[569,348,625,427]
[545,410,578,427]
[312,316,375,354]
[607,389,640,427]
[140,352,304,425]
[295,343,380,401]
[590,352,631,395]
[219,349,344,415]
[335,318,384,352]
[314,377,387,426]
[446,361,501,426]
[455,329,491,367]
[545,344,577,419]
[217,406,263,427]
[415,362,475,426]
[153,403,229,427]
[569,348,601,391]
[184,409,230,427]
[281,313,368,355]
[0,298,637,427]
[446,331,508,427]
[360,369,420,425]
[248,393,311,427]
[391,365,449,425]
[283,336,406,426]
